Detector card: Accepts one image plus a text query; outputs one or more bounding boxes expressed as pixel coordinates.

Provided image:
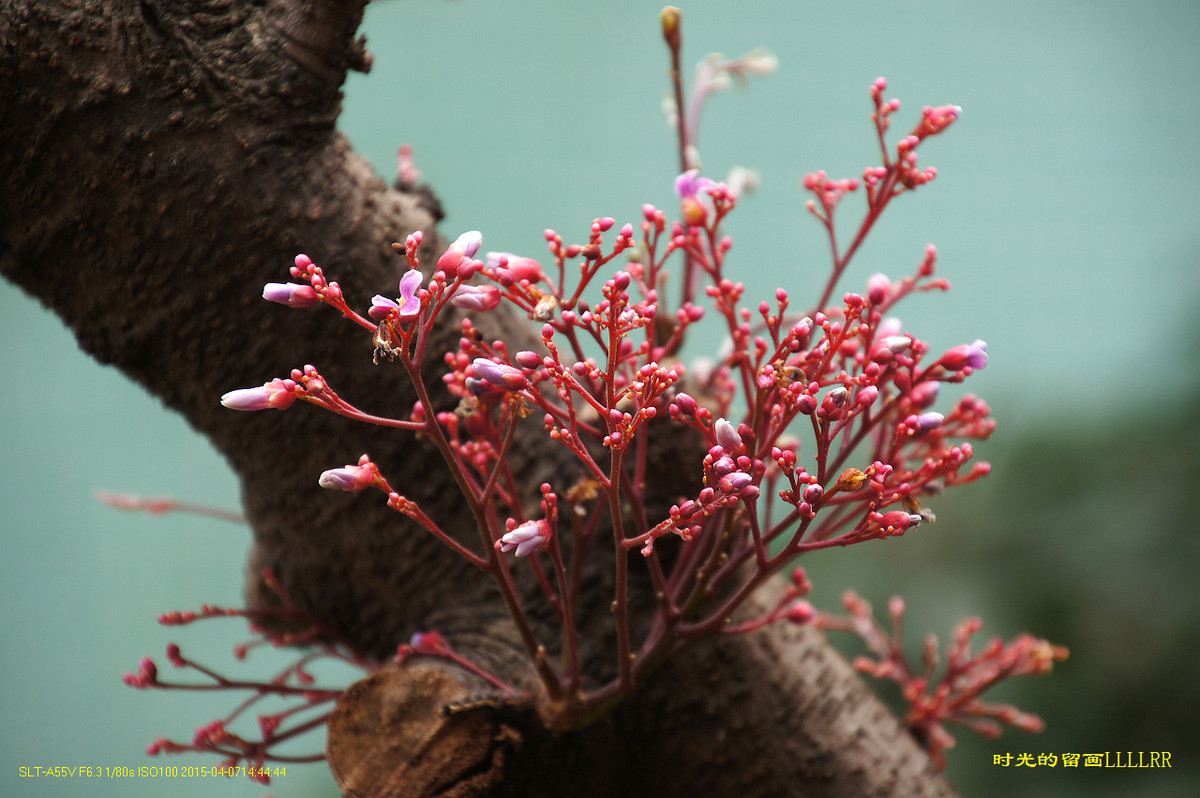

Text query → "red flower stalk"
[121,569,376,783]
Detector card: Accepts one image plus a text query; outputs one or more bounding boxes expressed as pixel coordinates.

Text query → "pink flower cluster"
[122,570,373,783]
[818,592,1069,770]
[216,75,1011,734]
[128,11,1064,777]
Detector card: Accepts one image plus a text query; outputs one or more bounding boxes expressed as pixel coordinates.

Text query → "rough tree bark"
[1,2,955,796]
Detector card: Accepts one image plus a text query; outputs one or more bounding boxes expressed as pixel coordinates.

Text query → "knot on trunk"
[328,663,528,798]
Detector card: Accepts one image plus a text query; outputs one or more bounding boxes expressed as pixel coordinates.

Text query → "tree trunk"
[1,2,954,795]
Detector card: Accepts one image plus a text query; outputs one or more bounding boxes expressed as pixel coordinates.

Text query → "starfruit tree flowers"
[212,70,1061,758]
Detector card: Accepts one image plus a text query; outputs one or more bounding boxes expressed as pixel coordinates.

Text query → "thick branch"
[1,2,955,795]
[329,580,953,798]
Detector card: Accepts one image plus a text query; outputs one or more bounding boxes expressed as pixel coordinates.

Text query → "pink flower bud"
[395,143,420,185]
[711,455,737,476]
[496,520,549,558]
[464,377,492,398]
[714,418,743,451]
[920,244,939,276]
[908,381,940,409]
[514,350,542,369]
[450,284,502,312]
[456,231,482,258]
[675,500,697,518]
[441,230,477,261]
[472,358,528,391]
[914,104,962,139]
[878,510,923,534]
[941,339,988,371]
[821,387,848,414]
[867,273,890,305]
[220,379,296,411]
[487,252,544,284]
[915,411,945,431]
[718,471,754,494]
[786,600,815,625]
[436,231,482,276]
[673,392,698,416]
[262,282,320,308]
[318,462,376,492]
[124,656,159,687]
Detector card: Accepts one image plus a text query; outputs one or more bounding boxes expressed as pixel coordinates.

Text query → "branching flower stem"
[198,10,1056,768]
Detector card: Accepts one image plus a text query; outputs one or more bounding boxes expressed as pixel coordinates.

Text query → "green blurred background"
[3,1,1197,795]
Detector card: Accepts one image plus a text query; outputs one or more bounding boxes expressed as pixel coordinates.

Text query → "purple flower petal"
[675,168,714,199]
[397,269,424,319]
[369,294,400,322]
